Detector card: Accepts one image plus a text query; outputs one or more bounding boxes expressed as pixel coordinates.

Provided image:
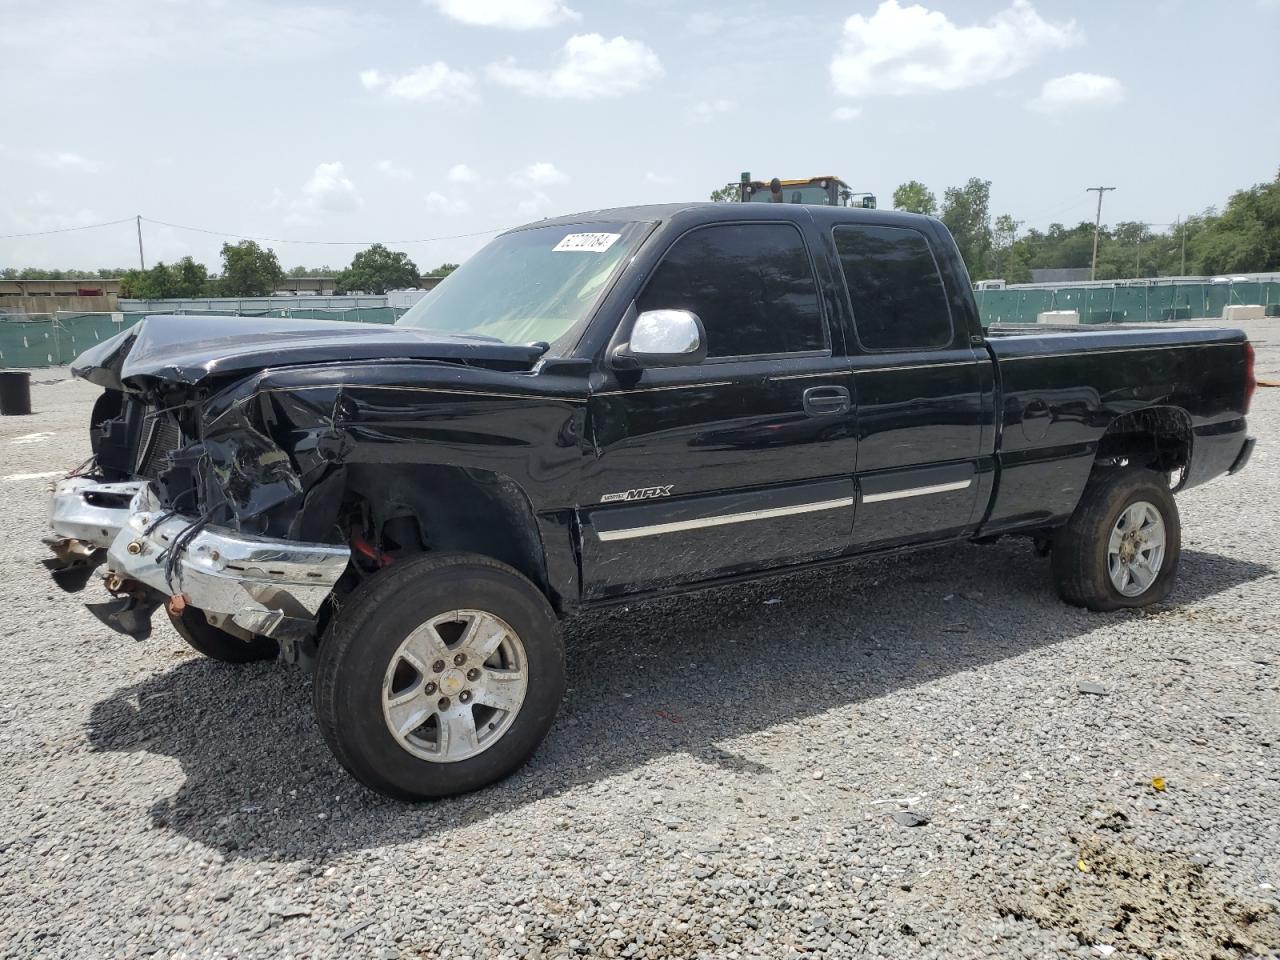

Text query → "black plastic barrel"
[0,371,32,415]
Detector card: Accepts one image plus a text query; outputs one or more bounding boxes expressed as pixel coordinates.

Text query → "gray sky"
[2,0,1277,272]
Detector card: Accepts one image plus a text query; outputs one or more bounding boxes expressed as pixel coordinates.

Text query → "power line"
[1023,194,1092,224]
[139,217,508,246]
[0,214,513,247]
[0,217,135,240]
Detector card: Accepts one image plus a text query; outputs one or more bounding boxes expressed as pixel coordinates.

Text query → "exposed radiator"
[134,413,183,480]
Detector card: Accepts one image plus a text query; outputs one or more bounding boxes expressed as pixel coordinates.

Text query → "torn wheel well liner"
[335,463,562,608]
[1095,406,1193,478]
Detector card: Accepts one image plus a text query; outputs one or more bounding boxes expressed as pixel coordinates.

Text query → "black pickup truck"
[47,203,1256,800]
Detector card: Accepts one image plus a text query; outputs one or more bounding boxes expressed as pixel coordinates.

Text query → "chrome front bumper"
[104,486,350,640]
[49,477,146,549]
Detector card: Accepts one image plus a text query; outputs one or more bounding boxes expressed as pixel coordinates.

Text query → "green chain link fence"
[4,280,1278,367]
[0,307,407,368]
[973,279,1280,326]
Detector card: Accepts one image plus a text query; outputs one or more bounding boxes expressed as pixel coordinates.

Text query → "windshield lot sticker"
[554,233,622,253]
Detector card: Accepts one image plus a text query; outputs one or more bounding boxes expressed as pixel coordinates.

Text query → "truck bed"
[980,324,1252,533]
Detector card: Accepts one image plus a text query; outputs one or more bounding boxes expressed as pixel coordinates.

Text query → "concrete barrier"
[1037,310,1080,324]
[1223,304,1266,321]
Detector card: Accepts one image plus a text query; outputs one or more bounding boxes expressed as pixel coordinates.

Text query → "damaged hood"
[72,314,546,391]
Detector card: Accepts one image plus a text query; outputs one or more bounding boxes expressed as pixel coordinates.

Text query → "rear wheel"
[1052,466,1181,611]
[167,606,279,662]
[313,552,565,800]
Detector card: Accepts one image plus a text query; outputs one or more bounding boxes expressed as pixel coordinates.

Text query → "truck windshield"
[397,220,648,349]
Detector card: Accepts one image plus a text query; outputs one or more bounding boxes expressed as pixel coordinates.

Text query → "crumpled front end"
[48,349,359,645]
[101,485,349,642]
[50,318,562,646]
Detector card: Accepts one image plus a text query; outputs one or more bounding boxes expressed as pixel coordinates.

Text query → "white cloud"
[376,160,413,181]
[686,98,735,124]
[511,162,569,188]
[425,0,578,29]
[447,163,477,183]
[284,161,362,224]
[516,191,554,218]
[1030,73,1125,112]
[488,34,663,99]
[303,162,359,209]
[38,151,101,173]
[361,63,477,102]
[832,106,863,121]
[830,0,1079,99]
[645,171,676,185]
[424,192,469,215]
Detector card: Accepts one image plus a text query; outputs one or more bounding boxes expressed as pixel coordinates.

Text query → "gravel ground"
[1,321,1278,960]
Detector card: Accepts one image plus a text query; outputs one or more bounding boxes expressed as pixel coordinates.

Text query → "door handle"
[802,385,851,417]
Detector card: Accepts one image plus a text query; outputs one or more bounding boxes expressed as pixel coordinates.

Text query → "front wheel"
[168,606,279,662]
[313,552,565,800]
[1052,466,1181,611]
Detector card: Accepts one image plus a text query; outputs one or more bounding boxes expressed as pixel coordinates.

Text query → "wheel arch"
[337,462,567,610]
[1094,405,1193,487]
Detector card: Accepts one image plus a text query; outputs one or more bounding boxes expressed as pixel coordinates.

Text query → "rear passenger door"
[578,219,859,600]
[833,222,991,550]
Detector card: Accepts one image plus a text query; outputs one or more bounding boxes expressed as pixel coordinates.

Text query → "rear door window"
[833,225,952,351]
[637,223,827,359]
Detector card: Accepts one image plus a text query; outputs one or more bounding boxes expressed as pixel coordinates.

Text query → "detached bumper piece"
[45,477,146,592]
[99,487,350,643]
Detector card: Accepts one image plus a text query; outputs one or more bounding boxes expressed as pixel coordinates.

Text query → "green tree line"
[709,171,1279,282]
[2,244,458,298]
[890,172,1280,282]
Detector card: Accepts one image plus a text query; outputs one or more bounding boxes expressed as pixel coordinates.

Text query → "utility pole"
[1179,218,1187,275]
[135,215,145,270]
[1086,186,1115,281]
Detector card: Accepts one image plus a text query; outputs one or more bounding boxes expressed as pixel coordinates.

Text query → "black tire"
[167,606,279,662]
[313,552,565,801]
[1052,466,1181,611]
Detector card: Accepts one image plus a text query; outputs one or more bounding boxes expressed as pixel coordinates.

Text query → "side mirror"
[611,309,707,370]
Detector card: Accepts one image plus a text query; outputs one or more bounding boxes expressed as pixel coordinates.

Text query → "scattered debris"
[891,810,930,827]
[1077,681,1107,696]
[340,919,376,940]
[1151,777,1166,792]
[266,902,312,918]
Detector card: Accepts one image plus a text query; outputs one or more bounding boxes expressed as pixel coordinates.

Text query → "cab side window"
[637,223,826,359]
[834,225,953,351]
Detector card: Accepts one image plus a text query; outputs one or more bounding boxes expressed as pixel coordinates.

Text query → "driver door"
[576,220,859,601]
